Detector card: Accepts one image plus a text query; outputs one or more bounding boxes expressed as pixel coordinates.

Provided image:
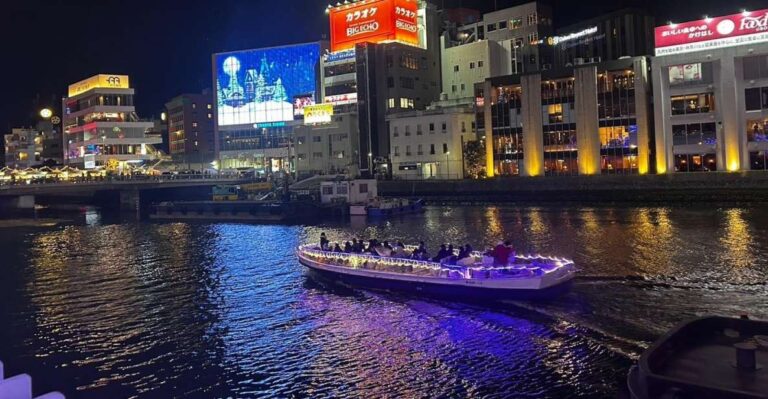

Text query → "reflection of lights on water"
[720,209,753,270]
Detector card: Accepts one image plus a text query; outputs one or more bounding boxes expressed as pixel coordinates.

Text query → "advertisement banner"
[655,9,768,55]
[304,104,334,124]
[329,0,419,52]
[68,74,130,97]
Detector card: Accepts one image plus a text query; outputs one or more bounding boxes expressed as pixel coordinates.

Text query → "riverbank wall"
[378,173,768,203]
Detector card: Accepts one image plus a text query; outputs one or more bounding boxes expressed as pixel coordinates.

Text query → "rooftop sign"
[329,0,419,52]
[68,74,130,97]
[655,9,768,56]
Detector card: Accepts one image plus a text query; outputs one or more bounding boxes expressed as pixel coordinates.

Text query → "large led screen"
[215,43,320,126]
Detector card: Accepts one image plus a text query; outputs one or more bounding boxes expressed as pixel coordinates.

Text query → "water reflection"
[0,205,766,398]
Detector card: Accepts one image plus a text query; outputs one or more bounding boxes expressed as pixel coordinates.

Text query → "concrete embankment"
[378,173,768,203]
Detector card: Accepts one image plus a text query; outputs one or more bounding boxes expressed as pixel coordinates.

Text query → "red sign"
[329,0,419,53]
[655,9,768,55]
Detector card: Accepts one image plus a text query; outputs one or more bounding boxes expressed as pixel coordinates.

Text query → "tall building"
[4,128,42,169]
[165,91,215,169]
[483,56,652,177]
[294,111,360,178]
[441,2,554,101]
[550,9,655,69]
[322,0,442,176]
[213,42,325,175]
[62,74,162,169]
[652,8,768,173]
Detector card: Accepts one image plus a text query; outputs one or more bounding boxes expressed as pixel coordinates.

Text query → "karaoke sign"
[655,9,768,56]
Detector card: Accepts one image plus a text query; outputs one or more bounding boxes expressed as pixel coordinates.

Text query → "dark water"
[1,206,767,398]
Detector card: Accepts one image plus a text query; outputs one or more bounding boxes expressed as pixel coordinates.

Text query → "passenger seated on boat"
[505,241,516,264]
[411,241,428,260]
[456,244,475,267]
[367,239,379,254]
[432,244,450,262]
[320,233,329,251]
[344,241,353,253]
[489,241,511,266]
[383,241,393,250]
[333,243,343,252]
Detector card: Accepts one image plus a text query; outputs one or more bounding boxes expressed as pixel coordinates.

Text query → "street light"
[39,108,53,119]
[368,152,373,177]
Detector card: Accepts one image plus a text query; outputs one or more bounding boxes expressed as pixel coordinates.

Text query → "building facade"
[4,128,42,169]
[213,42,324,175]
[652,9,768,173]
[441,2,554,101]
[165,91,215,169]
[484,57,652,177]
[294,112,360,178]
[388,104,475,179]
[62,74,162,168]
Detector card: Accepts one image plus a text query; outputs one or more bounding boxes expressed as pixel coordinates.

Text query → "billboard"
[655,9,768,56]
[304,104,334,124]
[215,43,320,126]
[68,74,130,97]
[329,0,419,52]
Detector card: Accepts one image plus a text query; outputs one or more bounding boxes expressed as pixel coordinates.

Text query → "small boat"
[627,316,768,399]
[350,198,424,217]
[296,244,576,300]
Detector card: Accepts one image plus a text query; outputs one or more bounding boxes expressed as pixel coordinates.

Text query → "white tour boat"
[296,244,576,300]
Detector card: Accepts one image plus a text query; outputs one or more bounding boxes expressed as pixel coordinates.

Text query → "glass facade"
[490,85,523,176]
[597,70,638,173]
[542,79,577,175]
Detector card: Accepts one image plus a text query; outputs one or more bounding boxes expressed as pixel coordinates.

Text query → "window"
[461,121,466,132]
[405,126,411,136]
[443,143,449,153]
[192,122,198,128]
[417,144,423,155]
[207,113,212,119]
[296,136,305,145]
[510,17,523,29]
[313,152,323,159]
[417,125,423,135]
[393,127,399,137]
[207,104,212,109]
[461,83,466,91]
[671,93,715,115]
[359,183,368,194]
[297,153,306,160]
[745,87,768,111]
[478,61,484,68]
[387,98,396,109]
[387,77,394,88]
[400,98,414,109]
[514,38,524,49]
[430,144,435,154]
[470,62,475,69]
[313,136,322,142]
[336,185,348,194]
[429,123,435,132]
[453,65,459,72]
[527,12,538,26]
[672,123,716,145]
[743,55,768,80]
[400,77,414,89]
[332,150,346,158]
[406,145,412,156]
[322,186,333,195]
[441,122,447,132]
[669,63,703,85]
[498,20,507,29]
[452,85,457,93]
[747,119,768,142]
[192,103,197,109]
[487,23,496,32]
[394,146,400,156]
[528,32,539,44]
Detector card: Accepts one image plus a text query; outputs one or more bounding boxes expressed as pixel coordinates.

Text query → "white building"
[4,128,42,169]
[62,74,162,169]
[388,104,475,180]
[294,112,360,178]
[440,2,553,101]
[652,9,768,173]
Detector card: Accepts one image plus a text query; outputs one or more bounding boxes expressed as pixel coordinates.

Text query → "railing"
[0,174,248,188]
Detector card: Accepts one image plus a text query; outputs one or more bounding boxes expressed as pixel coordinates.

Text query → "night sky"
[2,0,766,131]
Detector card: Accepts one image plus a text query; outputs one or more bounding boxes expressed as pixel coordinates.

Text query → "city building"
[388,102,475,179]
[322,0,442,176]
[294,111,360,178]
[550,8,655,69]
[213,42,325,174]
[61,74,162,169]
[4,128,42,169]
[165,91,215,169]
[483,56,652,177]
[652,8,768,173]
[37,120,63,165]
[440,2,554,101]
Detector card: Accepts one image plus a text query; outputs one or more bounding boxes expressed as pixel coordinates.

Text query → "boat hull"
[299,257,573,301]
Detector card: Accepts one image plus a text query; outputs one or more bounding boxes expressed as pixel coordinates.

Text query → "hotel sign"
[68,74,130,97]
[304,104,334,125]
[655,9,768,56]
[329,0,419,52]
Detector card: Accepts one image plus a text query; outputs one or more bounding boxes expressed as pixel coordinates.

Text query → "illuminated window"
[510,17,523,29]
[207,113,212,119]
[192,103,197,109]
[207,104,212,109]
[527,12,538,26]
[192,122,198,128]
[387,98,395,109]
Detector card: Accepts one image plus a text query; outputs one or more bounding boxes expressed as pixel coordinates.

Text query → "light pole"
[445,151,450,179]
[368,152,373,178]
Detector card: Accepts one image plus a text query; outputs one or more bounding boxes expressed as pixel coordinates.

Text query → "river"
[0,205,766,398]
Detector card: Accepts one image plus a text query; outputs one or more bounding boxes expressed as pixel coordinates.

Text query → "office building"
[61,74,162,169]
[213,42,324,174]
[388,102,475,179]
[4,128,42,169]
[294,111,360,178]
[165,91,216,169]
[484,56,652,177]
[652,9,768,173]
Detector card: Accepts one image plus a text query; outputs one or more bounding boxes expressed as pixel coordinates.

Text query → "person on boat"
[383,241,393,250]
[504,241,516,264]
[343,241,353,253]
[490,241,510,266]
[432,244,449,262]
[411,241,427,260]
[320,233,329,250]
[456,244,475,266]
[367,239,378,254]
[333,243,342,252]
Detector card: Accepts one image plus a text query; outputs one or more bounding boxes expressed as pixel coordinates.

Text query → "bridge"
[0,176,252,212]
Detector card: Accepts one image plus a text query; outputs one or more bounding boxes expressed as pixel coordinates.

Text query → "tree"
[463,140,485,178]
[272,78,287,102]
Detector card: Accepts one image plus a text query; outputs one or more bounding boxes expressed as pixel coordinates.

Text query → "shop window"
[747,119,768,142]
[670,93,714,115]
[674,154,716,172]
